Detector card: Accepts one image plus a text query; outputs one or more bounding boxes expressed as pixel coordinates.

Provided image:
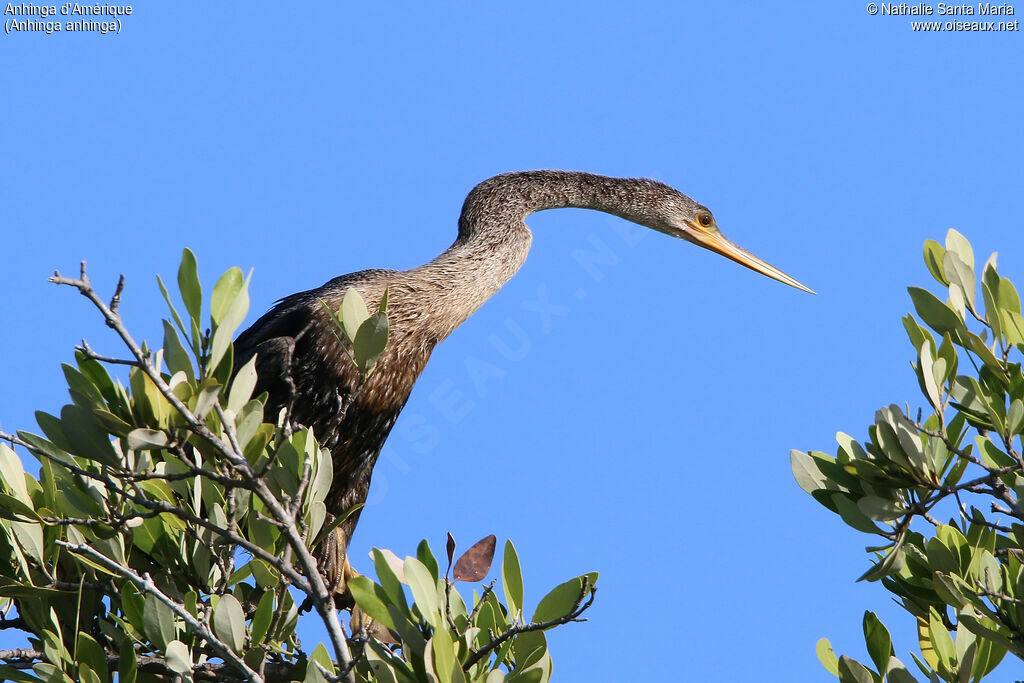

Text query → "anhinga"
[233,170,813,592]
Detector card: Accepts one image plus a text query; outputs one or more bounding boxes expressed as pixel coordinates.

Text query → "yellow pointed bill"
[685,224,815,294]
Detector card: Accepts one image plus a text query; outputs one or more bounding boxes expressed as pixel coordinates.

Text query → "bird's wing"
[233,297,315,420]
[232,269,396,424]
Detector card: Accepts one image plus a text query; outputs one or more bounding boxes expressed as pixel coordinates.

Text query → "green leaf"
[833,494,882,535]
[75,632,107,683]
[212,593,245,653]
[162,320,195,383]
[209,269,251,372]
[0,443,31,506]
[0,492,41,521]
[510,628,549,678]
[31,663,69,683]
[954,618,978,671]
[18,431,75,468]
[945,229,974,273]
[177,248,202,331]
[971,629,1007,678]
[982,278,1003,343]
[857,496,903,522]
[429,626,457,682]
[372,548,409,612]
[532,572,597,623]
[1004,309,1024,346]
[12,520,44,565]
[923,239,948,286]
[790,449,829,495]
[417,539,439,581]
[404,557,441,628]
[308,446,333,506]
[856,543,903,583]
[884,659,918,683]
[973,549,1002,592]
[908,287,967,343]
[318,299,345,347]
[862,611,892,673]
[957,613,1014,659]
[837,656,875,683]
[183,590,199,618]
[156,274,190,351]
[305,643,336,683]
[251,558,280,589]
[193,380,221,419]
[165,639,191,675]
[1008,399,1024,436]
[939,524,971,567]
[965,332,1000,371]
[142,593,176,649]
[211,340,234,385]
[996,274,1021,313]
[59,404,120,466]
[79,667,102,683]
[341,288,370,344]
[944,250,976,315]
[503,540,524,620]
[120,583,145,629]
[0,664,45,682]
[951,376,996,431]
[228,353,258,414]
[0,577,68,599]
[235,399,264,451]
[928,607,956,671]
[127,428,168,451]
[816,638,839,675]
[35,409,75,455]
[348,575,396,630]
[210,267,243,326]
[249,590,275,644]
[353,312,389,375]
[902,314,935,353]
[918,339,942,410]
[62,363,105,409]
[92,408,132,437]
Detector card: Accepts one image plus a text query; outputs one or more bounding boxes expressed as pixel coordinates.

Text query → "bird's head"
[634,181,815,294]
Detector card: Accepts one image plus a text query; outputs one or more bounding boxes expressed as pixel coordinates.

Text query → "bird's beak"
[683,221,815,294]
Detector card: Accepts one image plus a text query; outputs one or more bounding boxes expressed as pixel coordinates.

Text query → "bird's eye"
[697,211,713,228]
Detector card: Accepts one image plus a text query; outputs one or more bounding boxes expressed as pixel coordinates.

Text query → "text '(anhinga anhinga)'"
[233,170,813,592]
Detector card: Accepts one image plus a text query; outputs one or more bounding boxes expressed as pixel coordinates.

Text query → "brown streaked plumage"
[232,170,812,591]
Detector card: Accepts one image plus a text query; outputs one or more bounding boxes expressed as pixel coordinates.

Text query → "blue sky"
[3,2,1022,680]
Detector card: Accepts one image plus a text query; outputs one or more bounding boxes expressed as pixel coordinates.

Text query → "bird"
[232,170,813,593]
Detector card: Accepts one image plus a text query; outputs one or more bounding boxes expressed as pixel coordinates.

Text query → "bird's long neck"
[411,171,653,341]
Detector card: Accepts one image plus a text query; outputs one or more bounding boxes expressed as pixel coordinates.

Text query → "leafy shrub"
[793,230,1024,682]
[0,252,596,683]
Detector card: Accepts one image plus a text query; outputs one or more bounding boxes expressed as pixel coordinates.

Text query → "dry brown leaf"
[452,534,496,582]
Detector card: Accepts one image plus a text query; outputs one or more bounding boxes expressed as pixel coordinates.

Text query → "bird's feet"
[319,527,362,603]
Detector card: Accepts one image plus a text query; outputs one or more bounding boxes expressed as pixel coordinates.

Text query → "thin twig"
[3,430,315,595]
[463,583,597,670]
[77,340,141,366]
[109,274,125,316]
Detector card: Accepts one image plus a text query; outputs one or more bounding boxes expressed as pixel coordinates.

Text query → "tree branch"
[55,539,263,682]
[463,582,597,670]
[48,264,356,681]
